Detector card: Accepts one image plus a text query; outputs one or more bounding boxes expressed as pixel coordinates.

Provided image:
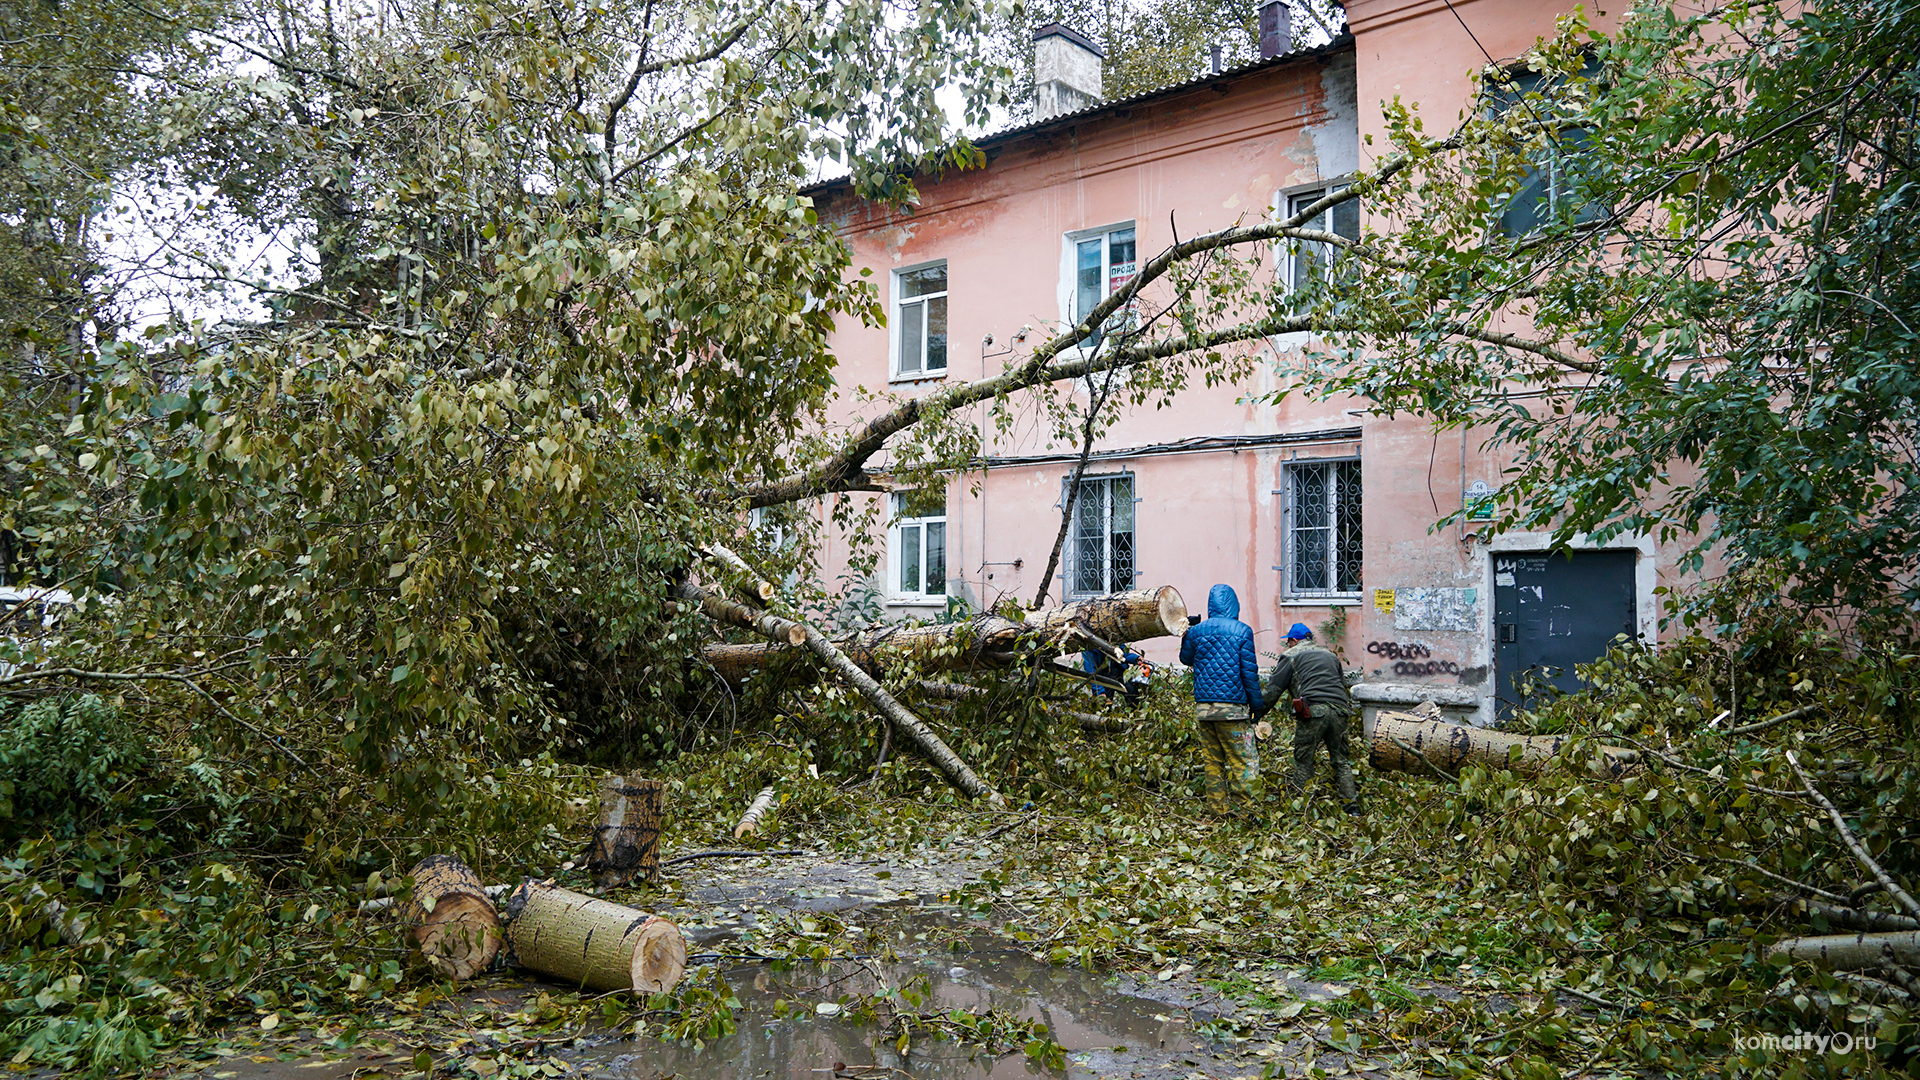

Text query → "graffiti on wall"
[1392,659,1462,676]
[1366,641,1431,660]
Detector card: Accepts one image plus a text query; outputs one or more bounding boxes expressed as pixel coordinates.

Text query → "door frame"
[1477,531,1658,719]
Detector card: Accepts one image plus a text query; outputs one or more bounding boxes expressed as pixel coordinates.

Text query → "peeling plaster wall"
[805,5,1708,722]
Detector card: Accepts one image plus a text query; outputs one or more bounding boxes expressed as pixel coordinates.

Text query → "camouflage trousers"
[1290,701,1358,806]
[1194,702,1259,815]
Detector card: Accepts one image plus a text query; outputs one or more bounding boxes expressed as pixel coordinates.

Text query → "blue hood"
[1207,584,1240,620]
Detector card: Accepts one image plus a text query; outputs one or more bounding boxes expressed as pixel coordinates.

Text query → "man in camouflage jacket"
[1261,623,1360,815]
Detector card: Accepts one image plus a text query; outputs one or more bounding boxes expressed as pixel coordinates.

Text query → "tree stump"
[398,854,502,981]
[588,773,664,888]
[501,881,688,993]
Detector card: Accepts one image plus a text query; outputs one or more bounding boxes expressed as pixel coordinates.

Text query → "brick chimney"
[1259,0,1292,59]
[1033,23,1104,121]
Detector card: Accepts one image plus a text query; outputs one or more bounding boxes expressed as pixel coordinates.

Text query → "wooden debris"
[588,774,664,889]
[501,881,688,993]
[397,855,502,981]
[1367,712,1641,780]
[733,785,777,839]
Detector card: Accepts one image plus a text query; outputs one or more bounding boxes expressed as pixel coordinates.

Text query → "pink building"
[803,0,1690,725]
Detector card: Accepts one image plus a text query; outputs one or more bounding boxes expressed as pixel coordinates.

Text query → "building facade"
[803,0,1693,724]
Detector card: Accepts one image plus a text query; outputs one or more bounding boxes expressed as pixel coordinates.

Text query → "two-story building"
[798,0,1697,725]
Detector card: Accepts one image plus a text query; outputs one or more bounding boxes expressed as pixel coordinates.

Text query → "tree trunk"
[1768,930,1920,971]
[398,855,503,981]
[700,642,817,689]
[701,587,1189,688]
[1022,586,1189,645]
[1367,713,1641,780]
[501,881,688,993]
[587,774,664,888]
[733,785,777,839]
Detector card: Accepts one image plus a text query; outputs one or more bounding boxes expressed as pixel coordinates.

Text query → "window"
[1068,474,1135,597]
[889,491,946,600]
[1282,186,1359,294]
[1491,56,1604,236]
[1069,225,1137,350]
[893,262,947,378]
[1283,459,1362,598]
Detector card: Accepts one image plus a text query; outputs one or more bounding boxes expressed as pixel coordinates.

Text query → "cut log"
[1022,586,1189,645]
[398,855,502,981]
[733,785,777,839]
[674,581,805,646]
[588,774,664,889]
[1367,712,1641,780]
[501,881,688,993]
[1768,930,1920,971]
[702,544,777,604]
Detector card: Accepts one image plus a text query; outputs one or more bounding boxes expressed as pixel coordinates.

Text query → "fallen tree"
[701,587,1188,688]
[1367,712,1642,780]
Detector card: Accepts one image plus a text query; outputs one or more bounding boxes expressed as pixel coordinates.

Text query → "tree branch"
[1787,750,1920,923]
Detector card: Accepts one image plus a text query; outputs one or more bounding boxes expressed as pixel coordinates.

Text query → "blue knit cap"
[1286,623,1313,640]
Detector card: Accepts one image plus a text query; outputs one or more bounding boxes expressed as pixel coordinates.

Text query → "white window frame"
[1060,222,1138,354]
[1063,472,1138,599]
[1489,57,1603,237]
[1277,182,1357,295]
[1280,457,1363,601]
[891,260,948,381]
[887,491,947,602]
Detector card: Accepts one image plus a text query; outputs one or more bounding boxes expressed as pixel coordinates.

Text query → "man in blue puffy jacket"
[1178,584,1264,818]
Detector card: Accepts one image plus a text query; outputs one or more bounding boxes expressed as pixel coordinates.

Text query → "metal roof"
[803,32,1354,196]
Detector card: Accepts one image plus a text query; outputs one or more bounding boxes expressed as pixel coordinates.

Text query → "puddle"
[570,916,1205,1080]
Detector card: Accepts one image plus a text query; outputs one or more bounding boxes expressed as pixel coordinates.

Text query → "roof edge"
[802,31,1354,199]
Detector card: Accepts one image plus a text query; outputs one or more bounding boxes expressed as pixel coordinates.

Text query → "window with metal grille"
[1283,459,1362,598]
[890,491,946,600]
[1068,474,1135,597]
